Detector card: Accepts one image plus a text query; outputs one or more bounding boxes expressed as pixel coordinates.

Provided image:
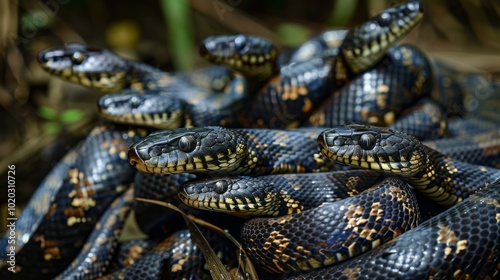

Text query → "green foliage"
[328,0,359,26]
[38,106,84,134]
[275,23,312,47]
[160,0,194,70]
[38,106,58,120]
[60,109,84,124]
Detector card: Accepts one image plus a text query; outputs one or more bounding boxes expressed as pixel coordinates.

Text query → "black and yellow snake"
[3,0,499,278]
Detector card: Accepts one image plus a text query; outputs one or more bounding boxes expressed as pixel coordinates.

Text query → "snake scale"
[287,180,500,279]
[0,122,147,279]
[3,0,499,278]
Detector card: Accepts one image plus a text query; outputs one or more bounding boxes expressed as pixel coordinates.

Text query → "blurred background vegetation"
[1,0,500,227]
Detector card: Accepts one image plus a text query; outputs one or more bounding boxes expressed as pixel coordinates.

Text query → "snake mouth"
[127,148,148,172]
[318,124,426,177]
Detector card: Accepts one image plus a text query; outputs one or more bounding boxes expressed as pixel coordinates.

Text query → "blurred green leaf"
[43,122,61,135]
[38,106,58,120]
[329,0,359,26]
[275,23,312,46]
[20,11,54,30]
[160,0,194,70]
[59,109,84,124]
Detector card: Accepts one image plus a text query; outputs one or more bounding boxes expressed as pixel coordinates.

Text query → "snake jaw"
[128,127,248,174]
[179,176,276,217]
[318,124,426,177]
[37,43,132,92]
[200,34,278,79]
[98,90,186,129]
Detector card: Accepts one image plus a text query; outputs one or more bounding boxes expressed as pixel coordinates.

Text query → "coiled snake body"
[9,0,499,278]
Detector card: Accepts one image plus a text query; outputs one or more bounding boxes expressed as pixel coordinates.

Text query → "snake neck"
[233,129,338,175]
[407,146,500,206]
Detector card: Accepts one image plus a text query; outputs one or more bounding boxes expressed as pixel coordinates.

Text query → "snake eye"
[178,135,196,153]
[71,51,85,65]
[359,134,376,150]
[377,12,393,26]
[214,180,228,194]
[234,35,247,51]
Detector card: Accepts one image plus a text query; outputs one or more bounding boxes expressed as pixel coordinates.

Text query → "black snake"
[5,0,498,278]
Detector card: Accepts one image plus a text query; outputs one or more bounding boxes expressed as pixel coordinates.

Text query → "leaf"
[328,0,359,26]
[160,0,194,70]
[38,106,58,120]
[43,122,61,135]
[59,109,84,124]
[275,23,312,47]
[134,198,252,279]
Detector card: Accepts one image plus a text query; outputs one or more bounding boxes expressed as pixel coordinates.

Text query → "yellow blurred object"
[105,20,140,49]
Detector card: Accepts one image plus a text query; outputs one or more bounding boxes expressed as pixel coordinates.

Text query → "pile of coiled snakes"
[2,1,500,279]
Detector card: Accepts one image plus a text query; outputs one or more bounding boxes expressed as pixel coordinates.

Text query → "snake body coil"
[288,180,500,280]
[0,123,146,279]
[240,177,420,274]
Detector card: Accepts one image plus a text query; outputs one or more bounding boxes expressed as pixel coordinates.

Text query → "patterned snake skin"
[287,180,500,279]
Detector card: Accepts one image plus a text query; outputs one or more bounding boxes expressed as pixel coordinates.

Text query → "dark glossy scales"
[446,117,499,137]
[179,170,382,216]
[98,90,187,129]
[306,45,433,129]
[240,56,338,128]
[430,60,468,116]
[160,67,248,122]
[318,124,500,206]
[288,181,500,280]
[236,128,341,174]
[112,238,159,270]
[388,98,446,141]
[240,177,420,274]
[408,146,500,206]
[423,128,500,168]
[133,172,195,238]
[185,79,247,127]
[431,60,497,117]
[0,122,145,279]
[128,127,343,175]
[37,44,248,129]
[37,44,134,92]
[141,67,248,128]
[55,189,133,279]
[100,229,235,280]
[287,30,348,63]
[0,149,77,261]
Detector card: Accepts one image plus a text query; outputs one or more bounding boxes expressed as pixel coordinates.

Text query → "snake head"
[318,123,426,177]
[98,90,186,129]
[37,43,131,92]
[179,176,281,217]
[341,0,424,74]
[199,34,278,79]
[128,127,247,174]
